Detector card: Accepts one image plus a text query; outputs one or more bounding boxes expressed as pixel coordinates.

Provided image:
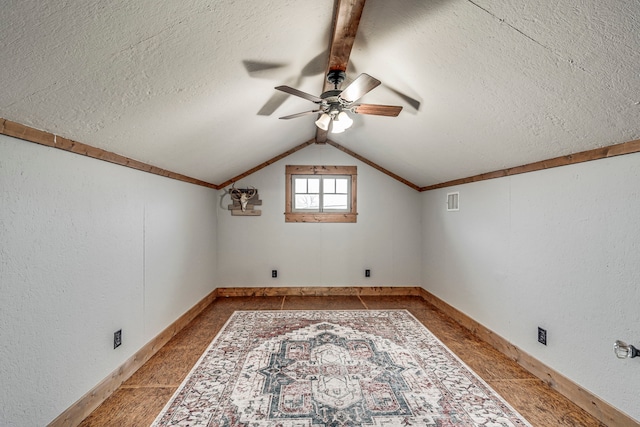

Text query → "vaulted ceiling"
[2,0,639,188]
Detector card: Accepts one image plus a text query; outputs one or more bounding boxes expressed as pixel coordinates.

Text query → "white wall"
[217,144,422,287]
[5,129,638,424]
[421,153,640,421]
[0,135,218,426]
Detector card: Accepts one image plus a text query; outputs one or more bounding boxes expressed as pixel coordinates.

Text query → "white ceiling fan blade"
[275,86,323,103]
[339,73,381,103]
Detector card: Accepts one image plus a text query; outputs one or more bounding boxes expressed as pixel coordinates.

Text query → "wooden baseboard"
[49,286,637,427]
[47,290,218,427]
[214,286,423,297]
[418,288,638,427]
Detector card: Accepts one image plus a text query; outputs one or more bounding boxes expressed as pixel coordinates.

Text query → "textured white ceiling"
[2,0,639,187]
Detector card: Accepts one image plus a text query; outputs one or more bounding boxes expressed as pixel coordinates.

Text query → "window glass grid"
[292,175,350,212]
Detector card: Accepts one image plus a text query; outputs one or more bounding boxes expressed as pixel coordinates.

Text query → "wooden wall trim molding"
[218,138,423,195]
[0,115,420,194]
[418,288,637,427]
[0,117,54,146]
[325,140,421,191]
[215,286,423,297]
[47,290,218,427]
[1,118,217,190]
[217,139,316,189]
[420,138,640,192]
[6,116,640,196]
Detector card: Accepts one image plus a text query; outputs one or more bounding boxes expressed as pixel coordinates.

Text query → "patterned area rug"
[152,310,531,426]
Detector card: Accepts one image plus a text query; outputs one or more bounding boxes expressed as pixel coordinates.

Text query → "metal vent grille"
[447,192,459,211]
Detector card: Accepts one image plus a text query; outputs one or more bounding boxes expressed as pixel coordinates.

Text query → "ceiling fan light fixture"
[315,113,331,131]
[336,111,353,129]
[330,111,353,133]
[330,121,346,133]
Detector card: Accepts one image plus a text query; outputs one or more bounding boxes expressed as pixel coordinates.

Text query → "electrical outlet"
[272,270,277,278]
[365,269,371,277]
[114,329,122,349]
[538,327,547,345]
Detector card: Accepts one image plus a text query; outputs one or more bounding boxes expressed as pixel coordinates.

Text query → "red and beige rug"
[152,310,531,426]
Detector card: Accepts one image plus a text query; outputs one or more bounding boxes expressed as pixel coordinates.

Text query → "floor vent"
[447,192,459,211]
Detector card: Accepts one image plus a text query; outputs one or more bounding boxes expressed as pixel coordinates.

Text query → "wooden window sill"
[285,213,357,223]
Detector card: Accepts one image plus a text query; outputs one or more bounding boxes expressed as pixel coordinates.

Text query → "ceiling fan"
[275,69,403,133]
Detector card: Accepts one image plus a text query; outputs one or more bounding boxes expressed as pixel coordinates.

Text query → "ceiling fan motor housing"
[326,69,346,88]
[320,90,347,116]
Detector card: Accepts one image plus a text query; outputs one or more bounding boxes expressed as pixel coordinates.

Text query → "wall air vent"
[447,192,459,211]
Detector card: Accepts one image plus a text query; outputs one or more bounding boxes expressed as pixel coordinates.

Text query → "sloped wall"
[216,143,422,287]
[421,152,640,421]
[0,135,218,426]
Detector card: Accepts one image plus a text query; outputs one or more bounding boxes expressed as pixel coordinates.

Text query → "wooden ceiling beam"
[325,0,366,76]
[316,0,366,143]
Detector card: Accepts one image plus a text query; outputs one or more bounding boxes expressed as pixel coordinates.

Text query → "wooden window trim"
[285,165,357,223]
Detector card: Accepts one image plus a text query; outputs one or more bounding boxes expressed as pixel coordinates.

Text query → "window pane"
[307,178,320,193]
[295,194,319,210]
[335,178,348,194]
[324,178,335,194]
[295,178,307,193]
[323,194,348,210]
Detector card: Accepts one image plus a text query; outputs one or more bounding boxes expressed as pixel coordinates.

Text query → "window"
[285,165,357,223]
[292,176,350,212]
